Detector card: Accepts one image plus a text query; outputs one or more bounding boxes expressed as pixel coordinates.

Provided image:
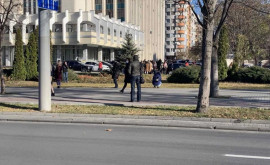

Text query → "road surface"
[0,122,269,165]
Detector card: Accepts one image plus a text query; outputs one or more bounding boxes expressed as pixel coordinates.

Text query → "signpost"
[38,0,59,111]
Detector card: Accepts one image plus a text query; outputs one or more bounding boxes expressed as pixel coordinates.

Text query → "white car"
[85,61,111,72]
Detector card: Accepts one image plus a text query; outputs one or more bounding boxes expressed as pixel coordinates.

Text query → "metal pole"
[39,9,51,111]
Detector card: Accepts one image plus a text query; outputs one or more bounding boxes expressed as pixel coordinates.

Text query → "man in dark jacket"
[128,55,142,102]
[112,61,121,88]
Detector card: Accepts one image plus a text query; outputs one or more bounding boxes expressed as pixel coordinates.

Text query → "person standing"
[62,61,69,83]
[112,60,121,88]
[120,58,131,93]
[128,55,142,102]
[55,60,63,88]
[51,64,55,96]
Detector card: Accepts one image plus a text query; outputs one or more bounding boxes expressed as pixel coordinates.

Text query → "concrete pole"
[98,47,103,61]
[39,9,51,111]
[110,49,115,61]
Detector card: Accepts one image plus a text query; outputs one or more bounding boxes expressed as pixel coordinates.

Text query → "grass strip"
[5,81,270,89]
[0,103,269,120]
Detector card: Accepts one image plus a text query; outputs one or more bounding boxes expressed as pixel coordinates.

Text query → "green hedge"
[227,66,270,83]
[167,66,200,83]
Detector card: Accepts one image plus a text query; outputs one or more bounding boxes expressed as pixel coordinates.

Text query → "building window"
[166,41,170,45]
[166,19,170,23]
[166,4,170,8]
[106,0,114,18]
[67,24,77,32]
[95,0,102,14]
[114,29,116,36]
[120,31,122,38]
[108,28,111,35]
[53,24,62,32]
[117,0,125,22]
[167,12,170,16]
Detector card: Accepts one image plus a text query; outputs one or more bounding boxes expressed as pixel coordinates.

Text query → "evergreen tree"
[12,29,26,80]
[117,33,140,63]
[232,34,249,72]
[217,26,229,80]
[25,32,38,80]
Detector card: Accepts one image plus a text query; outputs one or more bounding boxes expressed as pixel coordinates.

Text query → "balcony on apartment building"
[178,15,185,19]
[177,37,185,41]
[177,30,185,34]
[177,45,185,49]
[177,22,185,27]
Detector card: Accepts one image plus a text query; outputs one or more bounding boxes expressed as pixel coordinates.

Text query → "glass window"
[95,0,102,14]
[106,0,114,18]
[117,0,125,22]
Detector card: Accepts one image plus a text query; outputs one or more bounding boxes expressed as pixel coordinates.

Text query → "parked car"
[167,63,185,74]
[85,61,111,72]
[66,60,92,72]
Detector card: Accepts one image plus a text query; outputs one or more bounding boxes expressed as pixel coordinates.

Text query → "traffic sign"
[38,0,59,11]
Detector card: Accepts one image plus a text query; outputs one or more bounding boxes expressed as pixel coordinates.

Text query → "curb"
[0,112,270,132]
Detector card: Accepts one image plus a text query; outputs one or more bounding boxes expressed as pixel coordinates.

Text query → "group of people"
[51,60,69,96]
[111,55,143,102]
[142,59,168,74]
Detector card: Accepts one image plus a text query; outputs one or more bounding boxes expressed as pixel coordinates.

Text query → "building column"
[113,0,117,19]
[110,48,115,61]
[102,0,106,15]
[83,45,88,61]
[125,0,128,22]
[98,47,103,61]
[57,46,61,62]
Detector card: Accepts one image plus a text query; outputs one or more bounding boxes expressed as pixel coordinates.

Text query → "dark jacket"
[112,62,121,79]
[128,57,143,77]
[62,64,68,73]
[55,65,63,81]
[124,63,131,83]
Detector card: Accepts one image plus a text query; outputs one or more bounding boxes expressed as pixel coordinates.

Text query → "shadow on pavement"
[0,103,39,111]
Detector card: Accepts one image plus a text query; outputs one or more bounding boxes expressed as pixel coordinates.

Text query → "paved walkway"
[1,87,270,108]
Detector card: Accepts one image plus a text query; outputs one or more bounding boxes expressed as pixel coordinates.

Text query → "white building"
[1,0,166,66]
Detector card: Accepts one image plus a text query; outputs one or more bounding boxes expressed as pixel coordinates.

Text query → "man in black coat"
[128,55,142,102]
[112,61,121,88]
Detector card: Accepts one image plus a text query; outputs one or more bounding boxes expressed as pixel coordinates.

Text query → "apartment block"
[165,0,197,59]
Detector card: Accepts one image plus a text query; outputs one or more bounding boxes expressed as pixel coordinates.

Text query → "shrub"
[68,69,79,81]
[227,66,270,83]
[167,66,200,83]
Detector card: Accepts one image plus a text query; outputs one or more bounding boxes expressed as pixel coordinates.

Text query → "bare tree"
[170,0,233,112]
[0,0,21,94]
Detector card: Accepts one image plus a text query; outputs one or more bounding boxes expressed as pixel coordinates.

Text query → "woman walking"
[55,60,63,88]
[120,58,131,93]
[62,61,69,83]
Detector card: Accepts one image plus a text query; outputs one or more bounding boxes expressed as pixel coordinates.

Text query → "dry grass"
[0,103,269,120]
[5,80,270,89]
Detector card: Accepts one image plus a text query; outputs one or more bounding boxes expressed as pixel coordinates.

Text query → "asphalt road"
[0,122,269,165]
[1,87,270,107]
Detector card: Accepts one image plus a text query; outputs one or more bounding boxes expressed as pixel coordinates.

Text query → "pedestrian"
[163,60,168,74]
[120,58,131,93]
[98,61,103,72]
[112,60,121,88]
[185,61,189,67]
[149,61,153,73]
[128,55,143,102]
[157,59,162,71]
[51,64,55,96]
[55,60,63,88]
[145,60,150,74]
[152,70,162,88]
[62,61,69,83]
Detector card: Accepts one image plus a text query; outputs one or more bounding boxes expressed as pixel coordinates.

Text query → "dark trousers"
[130,76,141,102]
[57,80,61,87]
[121,82,128,91]
[113,78,118,88]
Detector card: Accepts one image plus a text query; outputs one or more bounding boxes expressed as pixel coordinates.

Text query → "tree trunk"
[0,32,5,94]
[196,1,216,113]
[210,41,219,97]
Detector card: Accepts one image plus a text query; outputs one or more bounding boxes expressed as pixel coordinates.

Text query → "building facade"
[165,0,197,59]
[62,0,165,61]
[1,0,165,67]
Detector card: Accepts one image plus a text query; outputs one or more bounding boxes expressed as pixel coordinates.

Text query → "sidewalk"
[0,112,269,132]
[1,87,270,108]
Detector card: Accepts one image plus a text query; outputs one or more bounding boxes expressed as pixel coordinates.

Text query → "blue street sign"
[38,0,59,11]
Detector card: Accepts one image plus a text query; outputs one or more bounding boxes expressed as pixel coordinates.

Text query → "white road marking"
[225,154,270,160]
